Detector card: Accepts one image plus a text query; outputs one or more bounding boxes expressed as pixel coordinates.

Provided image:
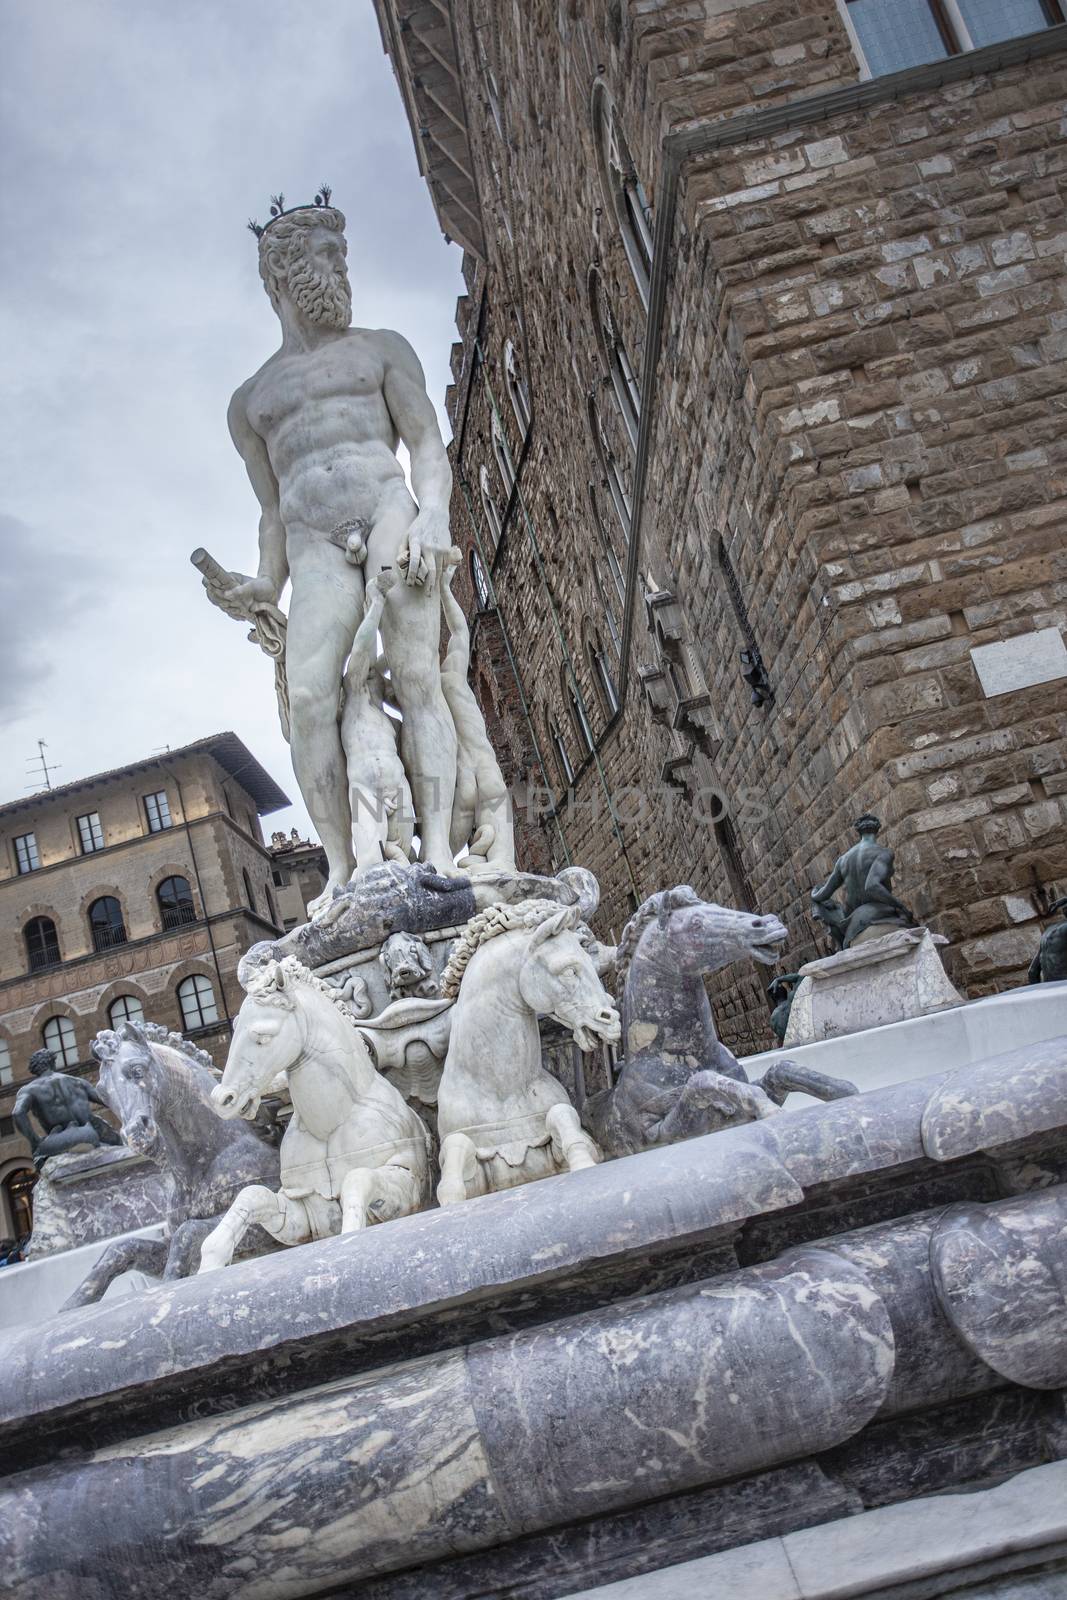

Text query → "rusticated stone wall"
[427,0,1067,1053]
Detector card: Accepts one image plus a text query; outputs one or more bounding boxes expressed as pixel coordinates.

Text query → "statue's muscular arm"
[379,330,452,589]
[224,381,290,608]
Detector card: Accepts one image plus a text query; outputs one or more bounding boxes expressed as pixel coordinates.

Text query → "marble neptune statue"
[195,193,458,911]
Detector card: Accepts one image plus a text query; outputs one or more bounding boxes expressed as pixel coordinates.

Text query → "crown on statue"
[247,184,334,240]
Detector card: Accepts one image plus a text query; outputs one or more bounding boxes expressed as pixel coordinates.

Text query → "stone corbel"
[644,588,685,656]
[639,666,673,724]
[672,692,720,758]
[661,751,696,800]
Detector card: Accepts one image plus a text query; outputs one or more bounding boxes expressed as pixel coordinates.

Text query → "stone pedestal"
[782,927,963,1047]
[26,1146,171,1260]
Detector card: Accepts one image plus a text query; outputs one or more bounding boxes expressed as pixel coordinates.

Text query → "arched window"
[109,994,145,1028]
[588,397,632,537]
[562,663,594,755]
[0,1039,12,1087]
[591,80,654,306]
[491,409,516,501]
[587,625,620,718]
[242,869,258,914]
[548,713,574,789]
[157,875,195,930]
[479,464,503,549]
[589,268,640,449]
[592,564,622,653]
[470,548,492,610]
[590,484,626,600]
[88,896,127,952]
[504,338,532,437]
[42,1015,78,1067]
[177,974,219,1031]
[24,916,60,973]
[265,885,278,927]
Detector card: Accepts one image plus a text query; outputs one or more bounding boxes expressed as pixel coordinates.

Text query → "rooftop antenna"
[26,739,60,792]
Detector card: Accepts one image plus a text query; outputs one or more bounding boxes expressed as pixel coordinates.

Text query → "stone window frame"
[470,546,492,611]
[242,868,259,916]
[584,618,621,721]
[108,993,146,1030]
[142,789,173,834]
[41,1012,79,1068]
[587,396,632,539]
[177,971,220,1032]
[836,0,1064,80]
[13,831,39,875]
[0,1033,13,1088]
[544,702,575,791]
[75,811,105,855]
[491,407,516,502]
[590,79,654,309]
[87,894,129,953]
[561,661,595,757]
[588,266,640,450]
[155,872,198,932]
[503,338,532,438]
[590,483,627,603]
[265,884,279,929]
[23,914,62,974]
[479,463,504,550]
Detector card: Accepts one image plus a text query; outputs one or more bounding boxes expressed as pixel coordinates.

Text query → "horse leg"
[437,1133,479,1206]
[60,1234,169,1311]
[340,1164,423,1232]
[658,1069,780,1144]
[198,1185,311,1273]
[757,1060,857,1107]
[546,1102,601,1173]
[163,1218,218,1280]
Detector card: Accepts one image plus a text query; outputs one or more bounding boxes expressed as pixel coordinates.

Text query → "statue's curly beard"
[287,254,352,330]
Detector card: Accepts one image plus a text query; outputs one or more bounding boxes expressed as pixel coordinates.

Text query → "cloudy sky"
[0,0,462,834]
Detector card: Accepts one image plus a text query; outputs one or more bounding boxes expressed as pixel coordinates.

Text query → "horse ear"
[120,1020,147,1044]
[530,908,573,948]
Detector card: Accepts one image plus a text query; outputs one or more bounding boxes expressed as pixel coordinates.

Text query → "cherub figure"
[340,569,413,876]
[441,547,515,872]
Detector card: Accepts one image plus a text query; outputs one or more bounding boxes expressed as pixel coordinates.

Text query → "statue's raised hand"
[204,569,279,621]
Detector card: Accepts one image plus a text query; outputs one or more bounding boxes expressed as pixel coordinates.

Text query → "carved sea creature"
[582,888,857,1158]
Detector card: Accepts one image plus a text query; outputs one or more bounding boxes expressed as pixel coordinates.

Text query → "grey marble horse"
[62,1021,280,1309]
[581,887,856,1158]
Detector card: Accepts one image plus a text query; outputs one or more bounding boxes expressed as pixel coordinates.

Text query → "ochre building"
[375,0,1067,1053]
[0,733,289,1238]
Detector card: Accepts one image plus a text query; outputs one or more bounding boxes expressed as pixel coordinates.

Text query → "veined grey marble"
[24,1145,169,1260]
[782,926,963,1046]
[921,1034,1067,1160]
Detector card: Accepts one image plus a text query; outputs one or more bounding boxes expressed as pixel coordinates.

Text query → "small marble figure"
[340,569,414,874]
[582,888,856,1159]
[379,931,439,1001]
[441,546,515,872]
[62,1023,281,1308]
[768,973,804,1043]
[436,900,620,1204]
[200,956,430,1270]
[1028,897,1067,984]
[811,813,917,951]
[13,1049,122,1170]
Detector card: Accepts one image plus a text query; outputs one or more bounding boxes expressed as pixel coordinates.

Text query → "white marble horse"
[435,899,621,1205]
[199,956,430,1271]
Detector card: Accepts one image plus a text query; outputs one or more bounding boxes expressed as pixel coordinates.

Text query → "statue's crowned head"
[28,1048,57,1077]
[256,203,351,330]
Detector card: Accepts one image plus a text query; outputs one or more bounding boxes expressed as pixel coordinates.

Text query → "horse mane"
[440,899,580,1000]
[93,1022,219,1079]
[613,885,702,998]
[249,954,367,1037]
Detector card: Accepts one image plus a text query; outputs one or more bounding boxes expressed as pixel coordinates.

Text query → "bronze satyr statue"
[1028,897,1067,984]
[13,1048,123,1171]
[810,814,917,952]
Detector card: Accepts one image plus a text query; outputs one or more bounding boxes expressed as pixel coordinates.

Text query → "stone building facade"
[268,831,329,930]
[0,732,289,1239]
[375,0,1067,1054]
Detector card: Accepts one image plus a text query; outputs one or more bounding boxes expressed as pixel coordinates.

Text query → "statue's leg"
[371,500,459,872]
[757,1061,857,1106]
[339,1163,423,1232]
[657,1069,780,1145]
[163,1217,219,1279]
[437,1132,479,1206]
[285,555,364,907]
[60,1234,170,1311]
[546,1102,601,1172]
[198,1185,311,1273]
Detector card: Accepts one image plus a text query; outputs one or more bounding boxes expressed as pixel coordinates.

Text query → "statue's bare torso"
[240,328,413,550]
